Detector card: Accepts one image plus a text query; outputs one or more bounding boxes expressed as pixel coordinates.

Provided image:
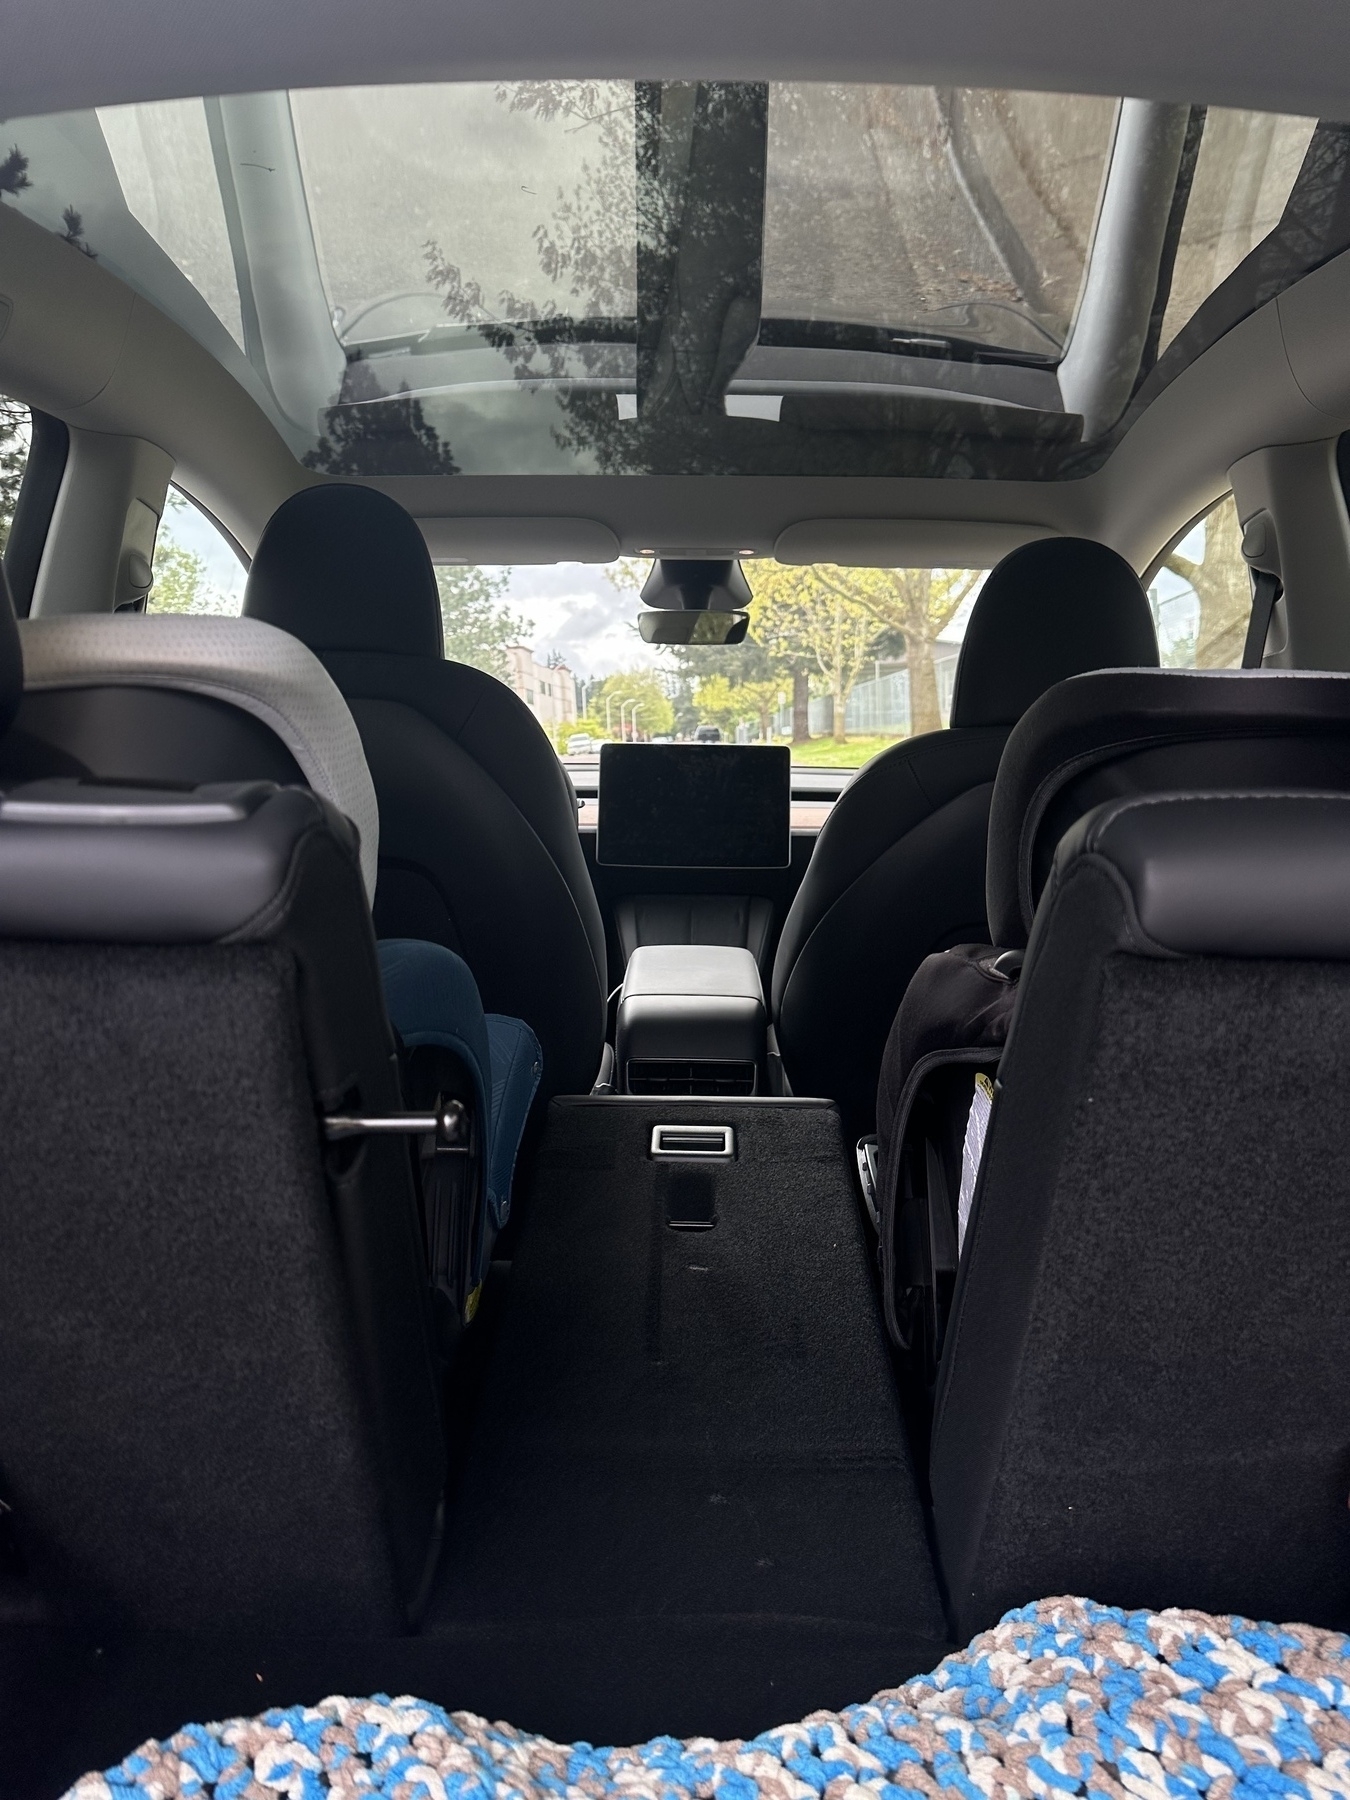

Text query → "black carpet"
[2,1099,950,1798]
[424,1099,950,1727]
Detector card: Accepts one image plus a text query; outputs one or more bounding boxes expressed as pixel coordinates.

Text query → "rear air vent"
[626,1059,756,1097]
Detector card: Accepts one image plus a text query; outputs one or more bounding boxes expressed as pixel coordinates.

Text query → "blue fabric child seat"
[377,939,541,1256]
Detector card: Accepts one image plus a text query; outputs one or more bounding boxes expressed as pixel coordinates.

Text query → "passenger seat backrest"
[0,779,445,1632]
[770,537,1158,1133]
[931,791,1350,1638]
[987,668,1350,948]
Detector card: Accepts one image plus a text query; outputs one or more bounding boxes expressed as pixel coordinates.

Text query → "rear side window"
[148,487,246,615]
[0,394,32,558]
[1148,494,1250,668]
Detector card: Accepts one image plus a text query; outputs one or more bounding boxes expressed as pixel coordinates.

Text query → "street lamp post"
[630,704,643,742]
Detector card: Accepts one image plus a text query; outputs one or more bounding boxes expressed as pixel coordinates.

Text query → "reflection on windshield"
[439,558,985,770]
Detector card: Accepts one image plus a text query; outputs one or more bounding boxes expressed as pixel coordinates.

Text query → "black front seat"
[244,485,608,1101]
[770,538,1159,1134]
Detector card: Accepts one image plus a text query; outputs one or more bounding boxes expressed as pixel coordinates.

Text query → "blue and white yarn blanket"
[67,1596,1350,1799]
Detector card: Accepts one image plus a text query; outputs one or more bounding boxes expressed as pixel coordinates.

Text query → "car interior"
[4,2,1350,1792]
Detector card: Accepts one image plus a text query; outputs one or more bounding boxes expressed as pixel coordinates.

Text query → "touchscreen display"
[596,744,791,868]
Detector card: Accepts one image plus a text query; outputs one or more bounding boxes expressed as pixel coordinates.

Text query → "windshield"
[435,558,984,773]
[1,84,1328,480]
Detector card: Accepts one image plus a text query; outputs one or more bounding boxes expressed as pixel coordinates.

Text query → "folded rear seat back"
[0,778,446,1633]
[930,790,1350,1639]
[874,665,1350,1364]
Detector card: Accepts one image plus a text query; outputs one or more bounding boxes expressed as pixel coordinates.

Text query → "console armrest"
[615,945,766,1096]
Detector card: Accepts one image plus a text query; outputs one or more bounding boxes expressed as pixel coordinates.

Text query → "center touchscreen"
[596,743,792,868]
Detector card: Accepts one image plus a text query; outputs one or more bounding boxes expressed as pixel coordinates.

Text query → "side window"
[1148,494,1251,668]
[0,394,32,559]
[148,487,246,615]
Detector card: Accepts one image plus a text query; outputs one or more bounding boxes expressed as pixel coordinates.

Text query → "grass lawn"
[788,735,905,769]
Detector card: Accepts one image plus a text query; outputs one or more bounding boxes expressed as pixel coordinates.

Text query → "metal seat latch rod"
[323,1096,469,1152]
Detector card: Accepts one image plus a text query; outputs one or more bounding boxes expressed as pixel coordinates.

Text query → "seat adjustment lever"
[324,1095,469,1151]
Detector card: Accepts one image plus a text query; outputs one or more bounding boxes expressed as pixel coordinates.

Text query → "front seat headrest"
[244,484,444,660]
[0,559,22,737]
[950,537,1159,730]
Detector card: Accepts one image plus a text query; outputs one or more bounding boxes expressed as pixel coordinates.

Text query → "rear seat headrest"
[244,483,443,661]
[0,779,359,943]
[0,561,22,737]
[17,613,380,904]
[1053,789,1350,962]
[950,537,1160,730]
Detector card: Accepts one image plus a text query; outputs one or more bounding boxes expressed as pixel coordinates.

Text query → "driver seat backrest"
[931,790,1350,1639]
[243,484,608,1101]
[770,537,1159,1136]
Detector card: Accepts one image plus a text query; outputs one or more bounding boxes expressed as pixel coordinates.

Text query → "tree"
[0,395,30,558]
[1165,497,1251,668]
[798,564,982,738]
[435,566,532,680]
[591,667,675,738]
[149,537,233,614]
[305,362,459,477]
[691,672,782,740]
[747,564,881,742]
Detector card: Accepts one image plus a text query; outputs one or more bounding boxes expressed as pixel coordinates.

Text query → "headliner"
[2,0,1349,124]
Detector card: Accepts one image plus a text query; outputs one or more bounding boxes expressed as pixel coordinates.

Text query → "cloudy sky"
[496,562,662,681]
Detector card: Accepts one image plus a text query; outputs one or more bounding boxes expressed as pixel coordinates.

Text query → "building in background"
[504,644,578,731]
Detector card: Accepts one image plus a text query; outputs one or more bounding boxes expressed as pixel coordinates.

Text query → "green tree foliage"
[746,564,880,742]
[0,396,30,558]
[436,566,532,679]
[796,564,981,737]
[149,537,227,614]
[590,667,675,739]
[147,492,234,615]
[690,672,783,740]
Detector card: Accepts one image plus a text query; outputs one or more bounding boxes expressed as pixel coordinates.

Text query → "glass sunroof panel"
[96,99,245,349]
[1,82,1343,481]
[1157,107,1318,355]
[290,82,637,343]
[762,85,1117,358]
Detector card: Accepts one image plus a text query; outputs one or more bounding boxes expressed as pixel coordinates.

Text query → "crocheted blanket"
[67,1596,1350,1799]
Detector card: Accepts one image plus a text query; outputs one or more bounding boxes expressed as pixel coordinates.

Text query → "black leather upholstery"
[0,778,350,940]
[949,538,1159,728]
[930,790,1350,1636]
[986,668,1350,946]
[0,779,446,1632]
[244,485,607,1101]
[0,560,22,736]
[771,537,1159,1133]
[1059,790,1350,960]
[245,482,444,658]
[615,893,776,978]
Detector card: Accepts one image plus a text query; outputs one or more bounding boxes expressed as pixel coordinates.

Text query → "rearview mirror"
[637,610,751,645]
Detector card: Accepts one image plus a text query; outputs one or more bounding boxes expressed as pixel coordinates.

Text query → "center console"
[615,944,770,1096]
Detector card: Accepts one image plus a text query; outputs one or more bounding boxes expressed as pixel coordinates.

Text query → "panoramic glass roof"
[0,83,1332,479]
